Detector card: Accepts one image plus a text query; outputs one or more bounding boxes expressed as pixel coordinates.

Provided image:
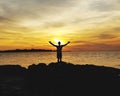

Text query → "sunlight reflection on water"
[0,51,120,68]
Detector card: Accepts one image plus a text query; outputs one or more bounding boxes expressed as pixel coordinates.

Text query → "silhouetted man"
[49,41,70,62]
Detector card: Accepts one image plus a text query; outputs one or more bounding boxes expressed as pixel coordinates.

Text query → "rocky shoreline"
[0,62,120,96]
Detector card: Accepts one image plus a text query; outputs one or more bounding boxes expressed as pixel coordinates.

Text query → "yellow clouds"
[0,0,120,50]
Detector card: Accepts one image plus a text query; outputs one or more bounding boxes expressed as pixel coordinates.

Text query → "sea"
[0,51,120,69]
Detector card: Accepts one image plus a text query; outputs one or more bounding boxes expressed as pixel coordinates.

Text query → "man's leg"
[60,57,62,62]
[57,58,59,63]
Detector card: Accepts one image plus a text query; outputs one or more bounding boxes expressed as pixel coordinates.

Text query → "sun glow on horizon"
[53,38,65,45]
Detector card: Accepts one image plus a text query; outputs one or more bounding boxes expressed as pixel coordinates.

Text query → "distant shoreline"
[0,49,72,52]
[0,49,119,52]
[0,49,55,52]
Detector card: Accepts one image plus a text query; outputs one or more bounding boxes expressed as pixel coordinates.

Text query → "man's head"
[58,41,61,45]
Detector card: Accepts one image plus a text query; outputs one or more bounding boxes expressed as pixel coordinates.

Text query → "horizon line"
[0,48,120,52]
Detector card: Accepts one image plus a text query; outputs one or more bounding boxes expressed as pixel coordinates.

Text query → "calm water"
[0,51,120,68]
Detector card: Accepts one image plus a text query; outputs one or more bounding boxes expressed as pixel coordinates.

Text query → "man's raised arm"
[62,41,70,47]
[49,41,56,47]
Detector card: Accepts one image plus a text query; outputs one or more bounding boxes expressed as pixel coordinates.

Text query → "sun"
[53,38,65,45]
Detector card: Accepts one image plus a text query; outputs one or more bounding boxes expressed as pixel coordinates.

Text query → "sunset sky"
[0,0,120,51]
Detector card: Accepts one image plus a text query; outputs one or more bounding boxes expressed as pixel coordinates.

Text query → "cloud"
[72,15,109,24]
[0,16,10,22]
[0,0,75,19]
[95,34,118,39]
[113,27,120,31]
[71,42,120,51]
[0,31,23,35]
[89,0,120,12]
[0,37,6,40]
[0,0,120,50]
[42,22,66,29]
[72,40,91,44]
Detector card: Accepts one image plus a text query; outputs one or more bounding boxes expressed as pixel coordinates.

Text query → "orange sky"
[0,0,120,51]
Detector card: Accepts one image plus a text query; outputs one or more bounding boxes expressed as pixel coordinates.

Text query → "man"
[49,41,70,62]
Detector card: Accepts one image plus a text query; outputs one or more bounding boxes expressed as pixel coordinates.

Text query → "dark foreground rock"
[0,62,120,96]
